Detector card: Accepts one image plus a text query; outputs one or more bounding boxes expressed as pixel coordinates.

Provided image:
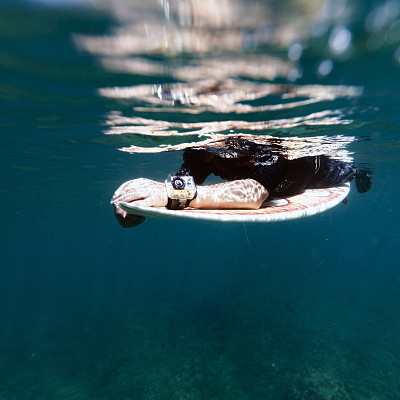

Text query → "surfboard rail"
[119,183,350,223]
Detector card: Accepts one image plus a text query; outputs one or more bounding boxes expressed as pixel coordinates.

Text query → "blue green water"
[1,1,400,399]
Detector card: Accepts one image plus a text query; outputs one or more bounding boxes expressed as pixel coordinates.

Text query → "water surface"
[1,1,400,399]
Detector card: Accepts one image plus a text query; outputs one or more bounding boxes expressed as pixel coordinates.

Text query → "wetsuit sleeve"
[278,157,315,195]
[248,156,312,197]
[176,149,213,185]
[246,154,288,195]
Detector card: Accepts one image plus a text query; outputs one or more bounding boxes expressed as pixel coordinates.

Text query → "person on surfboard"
[111,137,372,227]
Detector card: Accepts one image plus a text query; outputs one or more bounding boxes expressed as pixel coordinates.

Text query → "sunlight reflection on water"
[69,0,400,168]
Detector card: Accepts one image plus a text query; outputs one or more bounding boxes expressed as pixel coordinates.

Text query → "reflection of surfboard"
[119,183,350,223]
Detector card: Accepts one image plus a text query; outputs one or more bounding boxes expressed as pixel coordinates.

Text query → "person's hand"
[111,178,167,228]
[111,178,167,207]
[113,206,146,228]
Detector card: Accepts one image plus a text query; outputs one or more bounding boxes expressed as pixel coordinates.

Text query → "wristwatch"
[165,174,197,210]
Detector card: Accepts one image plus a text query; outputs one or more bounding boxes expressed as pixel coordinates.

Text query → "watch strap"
[166,197,191,210]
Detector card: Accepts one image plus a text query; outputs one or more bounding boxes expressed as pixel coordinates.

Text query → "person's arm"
[111,178,268,227]
[189,179,268,209]
[111,178,268,209]
[111,178,168,227]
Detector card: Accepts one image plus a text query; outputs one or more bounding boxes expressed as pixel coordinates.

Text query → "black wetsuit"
[176,138,370,197]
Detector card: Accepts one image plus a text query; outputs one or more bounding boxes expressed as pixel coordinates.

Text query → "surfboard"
[118,183,350,223]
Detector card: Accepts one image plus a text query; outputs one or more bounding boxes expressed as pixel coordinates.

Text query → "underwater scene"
[1,0,400,399]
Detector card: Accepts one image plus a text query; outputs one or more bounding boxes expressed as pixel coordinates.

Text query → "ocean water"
[1,1,400,399]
